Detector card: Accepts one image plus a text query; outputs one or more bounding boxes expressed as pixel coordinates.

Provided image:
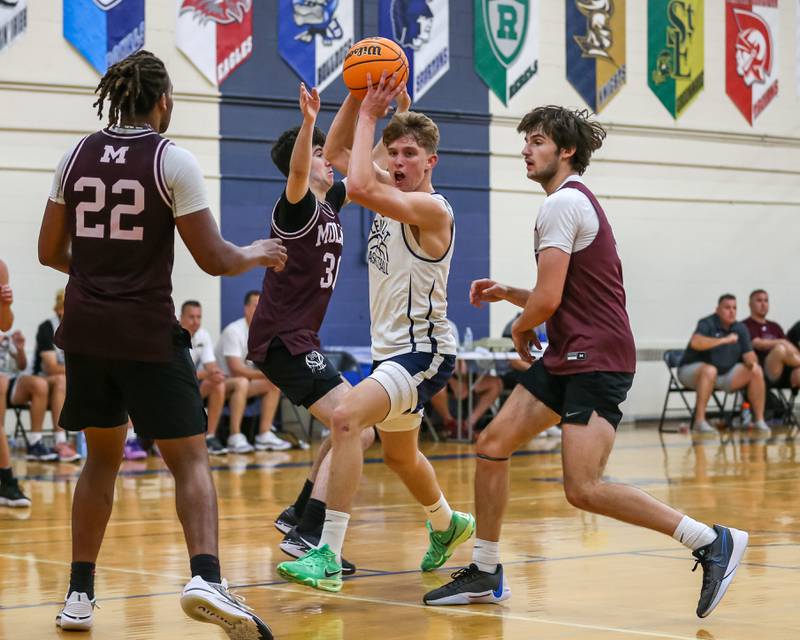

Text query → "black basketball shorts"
[256,337,343,409]
[59,327,206,439]
[517,359,634,429]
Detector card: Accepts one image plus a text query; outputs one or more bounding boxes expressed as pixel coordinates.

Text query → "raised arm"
[0,259,13,332]
[324,94,360,175]
[285,83,320,204]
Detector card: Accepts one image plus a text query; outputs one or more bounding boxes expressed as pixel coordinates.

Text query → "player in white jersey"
[277,73,474,593]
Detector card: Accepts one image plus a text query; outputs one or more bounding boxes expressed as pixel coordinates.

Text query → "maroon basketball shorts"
[518,359,634,429]
[256,337,344,409]
[59,328,206,439]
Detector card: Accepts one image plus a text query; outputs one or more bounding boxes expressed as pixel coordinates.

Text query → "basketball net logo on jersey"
[179,0,252,25]
[100,145,129,165]
[733,8,772,86]
[305,351,327,373]
[367,217,391,275]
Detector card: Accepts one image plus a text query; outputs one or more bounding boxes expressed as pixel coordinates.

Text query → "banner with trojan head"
[725,0,778,125]
[647,0,704,120]
[566,0,626,113]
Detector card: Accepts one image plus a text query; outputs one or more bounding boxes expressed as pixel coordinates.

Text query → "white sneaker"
[180,576,273,639]
[56,591,96,630]
[752,420,771,435]
[255,429,292,451]
[227,433,254,454]
[692,420,716,434]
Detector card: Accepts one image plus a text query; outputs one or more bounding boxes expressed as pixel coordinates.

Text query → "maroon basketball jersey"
[248,184,345,361]
[56,128,178,362]
[541,181,636,375]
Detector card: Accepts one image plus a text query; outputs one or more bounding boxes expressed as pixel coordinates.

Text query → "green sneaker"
[277,544,343,592]
[420,511,476,572]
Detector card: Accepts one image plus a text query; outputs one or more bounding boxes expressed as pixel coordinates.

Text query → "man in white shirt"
[179,301,248,455]
[216,291,289,453]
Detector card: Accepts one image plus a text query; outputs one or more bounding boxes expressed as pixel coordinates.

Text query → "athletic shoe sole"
[181,590,273,639]
[699,528,749,618]
[56,611,93,630]
[279,535,356,576]
[425,587,512,606]
[0,496,31,508]
[274,519,293,535]
[276,565,342,593]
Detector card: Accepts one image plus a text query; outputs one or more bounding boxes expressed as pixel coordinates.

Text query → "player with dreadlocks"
[38,50,283,638]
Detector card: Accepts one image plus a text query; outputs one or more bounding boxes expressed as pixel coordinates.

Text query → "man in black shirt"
[678,294,768,433]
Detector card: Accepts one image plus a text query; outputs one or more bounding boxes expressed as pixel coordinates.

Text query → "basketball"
[343,37,409,100]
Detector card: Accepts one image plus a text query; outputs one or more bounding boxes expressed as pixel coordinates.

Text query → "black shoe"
[205,436,228,456]
[423,563,510,606]
[692,524,749,618]
[279,526,357,576]
[0,479,31,508]
[274,505,298,534]
[26,440,58,462]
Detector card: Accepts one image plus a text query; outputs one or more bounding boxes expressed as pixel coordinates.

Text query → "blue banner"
[63,0,145,75]
[278,0,355,92]
[378,0,449,100]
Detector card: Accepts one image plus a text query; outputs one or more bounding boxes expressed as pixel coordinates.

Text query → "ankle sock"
[69,561,96,600]
[293,479,314,518]
[297,498,326,533]
[673,515,717,551]
[423,493,453,532]
[472,538,500,574]
[319,509,350,563]
[28,432,43,446]
[190,554,221,584]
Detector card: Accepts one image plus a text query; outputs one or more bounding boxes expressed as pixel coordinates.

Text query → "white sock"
[54,431,67,444]
[319,509,350,562]
[673,515,717,551]
[423,493,453,532]
[472,538,500,573]
[126,427,136,440]
[28,432,43,445]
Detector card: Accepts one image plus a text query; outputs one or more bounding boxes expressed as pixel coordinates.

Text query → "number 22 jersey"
[49,126,209,361]
[247,182,346,361]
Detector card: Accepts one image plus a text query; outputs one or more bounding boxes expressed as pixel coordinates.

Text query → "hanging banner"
[797,0,800,96]
[176,0,253,86]
[474,0,539,106]
[647,0,704,119]
[726,0,778,125]
[566,0,626,113]
[278,0,355,93]
[0,0,27,56]
[378,0,449,101]
[63,0,145,75]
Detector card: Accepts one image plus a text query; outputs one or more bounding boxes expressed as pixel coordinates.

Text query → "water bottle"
[740,402,752,428]
[462,326,474,351]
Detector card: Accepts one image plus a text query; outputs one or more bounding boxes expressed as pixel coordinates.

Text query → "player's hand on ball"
[360,71,404,120]
[395,88,411,114]
[256,238,288,272]
[299,83,320,122]
[469,279,506,307]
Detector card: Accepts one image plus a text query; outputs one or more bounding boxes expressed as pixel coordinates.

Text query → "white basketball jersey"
[367,192,457,360]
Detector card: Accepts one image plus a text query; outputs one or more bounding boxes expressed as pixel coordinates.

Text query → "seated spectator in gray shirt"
[678,293,769,434]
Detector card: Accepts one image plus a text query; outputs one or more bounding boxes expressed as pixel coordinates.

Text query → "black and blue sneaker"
[274,505,298,535]
[692,524,749,618]
[423,563,511,606]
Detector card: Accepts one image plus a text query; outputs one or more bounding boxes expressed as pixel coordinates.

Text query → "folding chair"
[10,404,30,448]
[768,381,799,436]
[658,350,739,432]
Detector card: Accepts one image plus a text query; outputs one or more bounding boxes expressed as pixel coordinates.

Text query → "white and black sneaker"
[693,524,748,618]
[279,526,356,575]
[0,478,31,508]
[206,436,228,456]
[56,591,96,630]
[181,576,272,639]
[423,563,511,606]
[274,505,298,534]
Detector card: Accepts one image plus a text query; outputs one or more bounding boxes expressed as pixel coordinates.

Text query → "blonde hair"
[382,111,439,155]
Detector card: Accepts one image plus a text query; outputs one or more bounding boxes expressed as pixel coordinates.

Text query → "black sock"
[298,498,326,534]
[0,468,13,484]
[292,479,314,518]
[69,562,96,600]
[190,554,221,584]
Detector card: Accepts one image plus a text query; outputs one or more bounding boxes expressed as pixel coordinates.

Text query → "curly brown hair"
[382,111,439,155]
[93,50,170,126]
[516,106,606,175]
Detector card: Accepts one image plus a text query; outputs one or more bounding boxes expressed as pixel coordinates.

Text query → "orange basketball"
[343,37,408,100]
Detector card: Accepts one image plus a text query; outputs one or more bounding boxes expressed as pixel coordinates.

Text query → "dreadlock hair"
[93,50,170,126]
[271,126,327,177]
[516,106,606,175]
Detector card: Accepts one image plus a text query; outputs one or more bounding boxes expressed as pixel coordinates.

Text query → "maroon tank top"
[56,128,179,362]
[247,184,345,361]
[541,181,636,375]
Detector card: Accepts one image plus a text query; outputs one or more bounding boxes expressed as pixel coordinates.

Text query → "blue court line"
[4,541,799,613]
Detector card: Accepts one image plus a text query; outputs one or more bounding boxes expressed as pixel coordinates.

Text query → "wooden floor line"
[0,551,187,581]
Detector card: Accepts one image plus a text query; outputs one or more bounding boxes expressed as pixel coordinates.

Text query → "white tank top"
[367,192,457,360]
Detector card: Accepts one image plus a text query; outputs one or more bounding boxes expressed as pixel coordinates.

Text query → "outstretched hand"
[360,71,405,120]
[469,279,507,308]
[299,83,320,121]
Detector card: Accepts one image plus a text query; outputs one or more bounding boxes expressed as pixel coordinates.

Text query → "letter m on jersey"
[100,145,129,164]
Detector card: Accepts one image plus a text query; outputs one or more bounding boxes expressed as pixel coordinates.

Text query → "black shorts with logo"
[256,337,343,409]
[517,359,634,429]
[59,327,206,439]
